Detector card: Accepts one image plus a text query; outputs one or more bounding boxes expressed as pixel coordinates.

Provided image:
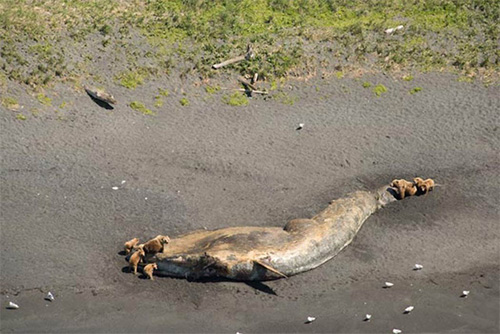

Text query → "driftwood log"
[129,178,434,281]
[212,45,255,69]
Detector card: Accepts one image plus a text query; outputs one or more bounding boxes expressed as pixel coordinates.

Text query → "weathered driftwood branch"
[84,85,117,105]
[237,88,268,95]
[238,77,257,91]
[252,73,259,85]
[212,45,255,69]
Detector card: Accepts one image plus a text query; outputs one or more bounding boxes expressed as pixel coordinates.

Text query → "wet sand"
[1,73,499,332]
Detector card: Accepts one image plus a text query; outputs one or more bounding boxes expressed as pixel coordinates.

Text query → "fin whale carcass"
[134,178,434,281]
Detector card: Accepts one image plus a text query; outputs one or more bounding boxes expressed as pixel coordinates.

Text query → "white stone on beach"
[385,282,394,287]
[306,316,316,323]
[297,123,304,130]
[121,180,126,184]
[393,329,402,334]
[112,186,119,190]
[365,314,372,321]
[45,292,55,301]
[404,306,414,313]
[462,290,470,297]
[7,301,19,309]
[414,264,423,270]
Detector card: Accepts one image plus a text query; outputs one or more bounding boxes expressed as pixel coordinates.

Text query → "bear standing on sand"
[129,247,145,275]
[143,263,158,280]
[143,235,170,255]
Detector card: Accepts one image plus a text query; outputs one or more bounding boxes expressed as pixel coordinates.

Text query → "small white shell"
[404,306,414,313]
[462,290,470,297]
[393,329,402,334]
[45,292,55,301]
[384,282,394,287]
[306,316,316,323]
[7,301,19,309]
[365,314,372,321]
[414,264,423,270]
[121,180,126,184]
[112,186,119,190]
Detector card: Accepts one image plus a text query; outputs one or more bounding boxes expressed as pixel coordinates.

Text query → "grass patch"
[223,92,249,106]
[1,0,498,86]
[205,85,221,94]
[129,101,154,115]
[1,97,19,110]
[36,93,52,106]
[179,97,189,106]
[362,82,371,88]
[158,88,169,97]
[16,113,27,120]
[273,91,298,105]
[372,84,387,97]
[403,75,414,81]
[154,96,164,108]
[410,87,422,94]
[115,69,150,89]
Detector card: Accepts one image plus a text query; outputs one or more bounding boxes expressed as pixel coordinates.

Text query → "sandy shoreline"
[1,73,499,332]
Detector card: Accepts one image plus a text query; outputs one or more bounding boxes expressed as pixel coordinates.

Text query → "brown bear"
[390,179,417,199]
[413,177,435,195]
[143,263,158,280]
[124,237,139,254]
[143,235,170,255]
[129,247,145,275]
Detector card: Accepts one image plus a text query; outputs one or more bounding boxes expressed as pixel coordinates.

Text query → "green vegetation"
[179,97,189,106]
[373,84,387,97]
[205,85,221,94]
[158,88,169,97]
[115,69,150,89]
[129,101,154,115]
[223,92,249,106]
[154,96,164,108]
[16,113,26,120]
[36,93,52,106]
[1,96,19,110]
[273,91,298,105]
[362,82,372,88]
[403,75,414,81]
[410,87,422,94]
[0,0,498,87]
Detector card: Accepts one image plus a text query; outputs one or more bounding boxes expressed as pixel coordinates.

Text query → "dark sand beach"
[1,73,499,333]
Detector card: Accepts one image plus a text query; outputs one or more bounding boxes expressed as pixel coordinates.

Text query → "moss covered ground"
[1,0,498,90]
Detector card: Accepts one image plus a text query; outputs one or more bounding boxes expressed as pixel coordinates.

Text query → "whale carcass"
[126,178,434,281]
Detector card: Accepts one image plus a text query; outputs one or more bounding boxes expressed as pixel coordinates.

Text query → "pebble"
[306,316,316,323]
[7,301,19,309]
[404,306,414,314]
[384,282,394,287]
[112,187,119,190]
[45,292,55,302]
